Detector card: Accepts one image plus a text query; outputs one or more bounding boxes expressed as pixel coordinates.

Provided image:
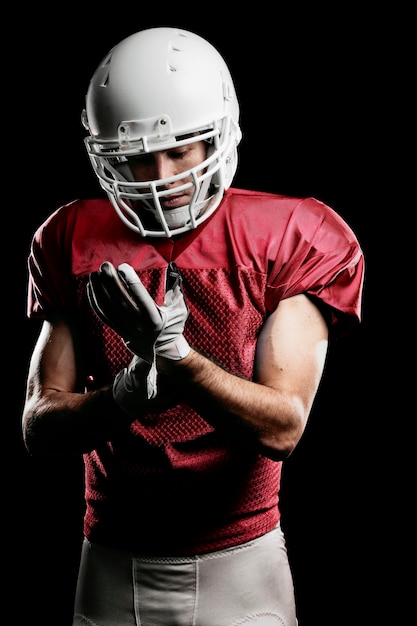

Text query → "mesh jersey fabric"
[27,187,364,555]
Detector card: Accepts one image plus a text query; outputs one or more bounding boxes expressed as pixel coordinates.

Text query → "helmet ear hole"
[83,27,241,237]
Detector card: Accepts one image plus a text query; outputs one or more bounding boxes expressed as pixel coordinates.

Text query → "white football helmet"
[82,27,242,237]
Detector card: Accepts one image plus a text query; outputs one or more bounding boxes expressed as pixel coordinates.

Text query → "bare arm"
[158,293,329,460]
[22,294,328,460]
[22,315,146,457]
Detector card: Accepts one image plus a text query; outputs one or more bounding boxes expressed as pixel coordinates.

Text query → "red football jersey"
[27,188,364,555]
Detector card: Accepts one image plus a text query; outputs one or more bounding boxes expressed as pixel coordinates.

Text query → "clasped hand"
[87,261,190,406]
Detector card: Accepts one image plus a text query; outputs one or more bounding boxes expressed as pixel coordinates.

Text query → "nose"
[152,153,175,182]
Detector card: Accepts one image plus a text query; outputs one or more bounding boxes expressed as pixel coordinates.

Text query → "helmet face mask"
[82,27,241,237]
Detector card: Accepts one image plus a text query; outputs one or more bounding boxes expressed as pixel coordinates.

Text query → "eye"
[166,147,190,160]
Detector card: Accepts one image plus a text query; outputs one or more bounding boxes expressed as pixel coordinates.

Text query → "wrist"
[156,335,191,360]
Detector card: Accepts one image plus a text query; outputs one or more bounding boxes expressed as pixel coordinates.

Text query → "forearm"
[158,349,307,460]
[22,385,133,457]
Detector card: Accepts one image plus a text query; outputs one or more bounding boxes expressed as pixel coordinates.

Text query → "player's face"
[126,139,208,211]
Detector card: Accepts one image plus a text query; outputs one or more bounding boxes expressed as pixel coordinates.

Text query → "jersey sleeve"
[266,197,365,337]
[27,201,79,319]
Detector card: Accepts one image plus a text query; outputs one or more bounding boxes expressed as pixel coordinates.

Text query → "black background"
[10,6,400,626]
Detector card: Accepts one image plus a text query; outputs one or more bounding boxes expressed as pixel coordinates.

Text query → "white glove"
[112,355,177,417]
[116,262,190,361]
[87,261,190,398]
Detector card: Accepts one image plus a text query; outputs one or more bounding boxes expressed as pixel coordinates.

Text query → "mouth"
[160,192,189,210]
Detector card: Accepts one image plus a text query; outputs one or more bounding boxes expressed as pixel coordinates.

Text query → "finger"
[117,263,162,327]
[99,262,139,310]
[98,262,153,322]
[89,262,144,332]
[86,274,114,326]
[87,270,135,337]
